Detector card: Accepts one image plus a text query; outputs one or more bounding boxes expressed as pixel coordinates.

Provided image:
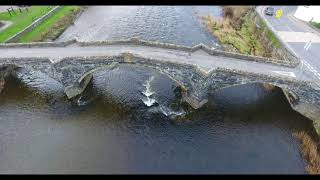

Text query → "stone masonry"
[0,40,319,133]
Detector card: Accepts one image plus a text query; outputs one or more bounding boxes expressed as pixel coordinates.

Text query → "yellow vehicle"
[275,9,283,19]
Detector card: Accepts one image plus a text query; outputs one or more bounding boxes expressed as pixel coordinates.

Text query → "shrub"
[311,22,320,29]
[222,6,251,29]
[293,131,320,174]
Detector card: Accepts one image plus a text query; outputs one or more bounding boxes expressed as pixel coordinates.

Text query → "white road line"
[301,60,320,81]
[304,41,310,49]
[306,41,312,51]
[272,71,296,78]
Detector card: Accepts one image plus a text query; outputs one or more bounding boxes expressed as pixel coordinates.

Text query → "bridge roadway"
[0,40,310,82]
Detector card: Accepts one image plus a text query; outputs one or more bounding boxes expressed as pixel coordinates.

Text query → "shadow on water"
[0,64,316,173]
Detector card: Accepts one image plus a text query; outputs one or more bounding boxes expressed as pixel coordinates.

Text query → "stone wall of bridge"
[0,53,319,133]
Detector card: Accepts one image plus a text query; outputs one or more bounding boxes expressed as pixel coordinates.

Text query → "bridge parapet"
[0,38,300,67]
[79,38,300,67]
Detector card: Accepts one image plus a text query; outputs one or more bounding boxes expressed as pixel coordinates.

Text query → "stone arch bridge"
[0,39,319,132]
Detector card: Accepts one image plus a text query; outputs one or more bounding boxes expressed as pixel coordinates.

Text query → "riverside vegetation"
[202,6,282,58]
[293,130,320,174]
[311,22,320,30]
[19,6,82,42]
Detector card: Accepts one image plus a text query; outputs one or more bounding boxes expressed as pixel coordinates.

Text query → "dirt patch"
[0,20,12,32]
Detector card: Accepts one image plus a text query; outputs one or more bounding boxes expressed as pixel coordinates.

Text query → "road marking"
[305,41,312,51]
[301,60,320,81]
[272,71,296,78]
[277,31,320,43]
[304,40,310,49]
[263,7,320,82]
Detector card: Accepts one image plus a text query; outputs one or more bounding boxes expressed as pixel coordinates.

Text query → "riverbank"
[18,6,82,42]
[202,6,282,59]
[311,22,320,29]
[293,130,320,174]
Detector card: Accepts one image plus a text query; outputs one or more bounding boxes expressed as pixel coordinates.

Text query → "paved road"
[257,6,320,85]
[0,42,311,82]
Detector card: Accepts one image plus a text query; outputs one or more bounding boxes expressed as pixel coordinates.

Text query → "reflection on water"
[0,65,312,174]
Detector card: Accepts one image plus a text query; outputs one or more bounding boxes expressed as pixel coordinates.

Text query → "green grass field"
[18,6,81,42]
[0,6,53,42]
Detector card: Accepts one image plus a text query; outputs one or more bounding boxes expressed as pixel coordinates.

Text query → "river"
[0,6,314,174]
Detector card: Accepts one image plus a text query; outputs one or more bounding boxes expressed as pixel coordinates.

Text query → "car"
[264,7,274,16]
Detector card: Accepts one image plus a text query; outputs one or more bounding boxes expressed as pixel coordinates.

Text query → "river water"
[57,6,221,47]
[0,6,315,174]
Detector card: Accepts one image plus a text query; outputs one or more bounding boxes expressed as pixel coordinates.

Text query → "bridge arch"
[207,81,299,107]
[62,60,190,100]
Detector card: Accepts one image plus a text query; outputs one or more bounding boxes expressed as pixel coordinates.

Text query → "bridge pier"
[282,89,320,133]
[182,94,208,109]
[291,101,320,134]
[64,73,93,99]
[0,77,4,94]
[0,64,19,93]
[181,89,208,109]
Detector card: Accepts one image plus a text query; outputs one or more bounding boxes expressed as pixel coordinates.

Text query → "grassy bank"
[0,6,53,42]
[203,6,281,58]
[311,22,320,29]
[18,6,81,42]
[293,130,320,174]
